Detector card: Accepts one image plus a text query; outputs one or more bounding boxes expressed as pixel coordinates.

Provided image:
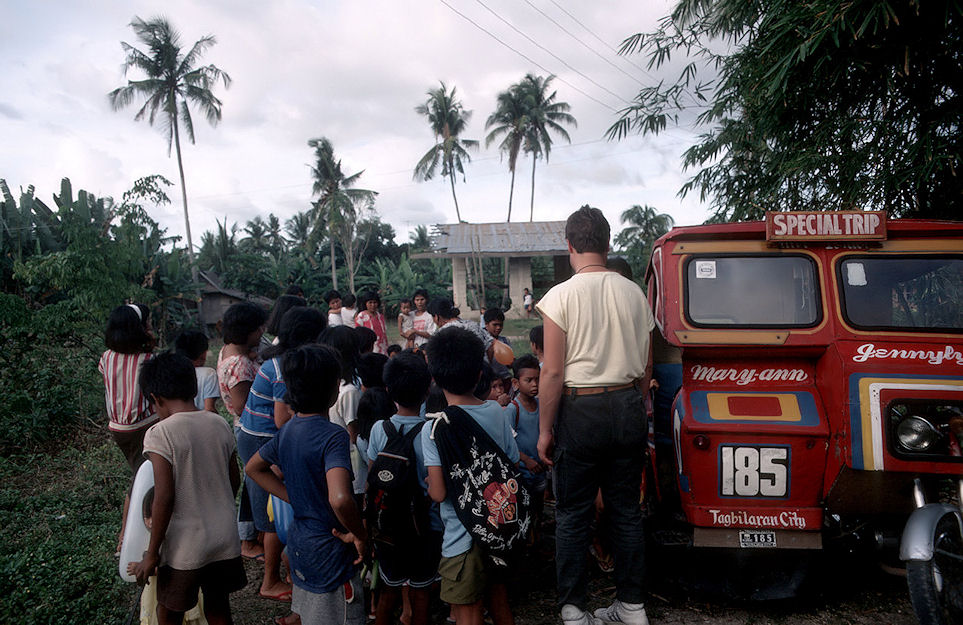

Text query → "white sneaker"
[561,604,603,625]
[593,600,649,625]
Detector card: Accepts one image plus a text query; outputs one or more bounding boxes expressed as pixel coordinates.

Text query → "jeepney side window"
[684,255,820,327]
[839,256,963,331]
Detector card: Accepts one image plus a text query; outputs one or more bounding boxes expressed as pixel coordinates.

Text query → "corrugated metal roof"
[419,221,567,258]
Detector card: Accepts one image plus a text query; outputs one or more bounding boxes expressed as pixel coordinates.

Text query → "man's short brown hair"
[565,205,610,254]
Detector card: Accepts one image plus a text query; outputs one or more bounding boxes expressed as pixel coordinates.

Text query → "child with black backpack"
[421,326,525,625]
[365,350,440,625]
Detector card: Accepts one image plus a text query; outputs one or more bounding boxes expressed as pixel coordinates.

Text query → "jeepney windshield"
[685,255,820,327]
[839,256,963,331]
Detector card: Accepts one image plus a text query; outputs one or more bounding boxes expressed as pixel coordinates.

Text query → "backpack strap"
[426,410,449,440]
[439,405,517,469]
[400,420,426,443]
[509,400,520,430]
[382,419,400,441]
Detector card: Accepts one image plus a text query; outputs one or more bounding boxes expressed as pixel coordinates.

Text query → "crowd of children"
[100,286,567,625]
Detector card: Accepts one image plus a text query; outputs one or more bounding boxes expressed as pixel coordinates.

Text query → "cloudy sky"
[2,0,711,250]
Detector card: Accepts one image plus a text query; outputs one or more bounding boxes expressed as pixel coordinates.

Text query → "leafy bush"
[0,294,104,453]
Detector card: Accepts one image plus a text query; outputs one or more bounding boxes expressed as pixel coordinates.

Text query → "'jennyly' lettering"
[852,343,963,366]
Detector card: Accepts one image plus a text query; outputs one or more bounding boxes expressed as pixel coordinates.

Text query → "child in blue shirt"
[366,351,441,625]
[246,344,367,625]
[505,354,546,539]
[421,327,520,625]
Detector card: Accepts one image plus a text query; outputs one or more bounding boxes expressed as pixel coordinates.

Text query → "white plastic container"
[118,461,154,582]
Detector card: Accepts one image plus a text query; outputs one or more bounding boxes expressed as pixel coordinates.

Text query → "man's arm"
[641,340,653,398]
[127,453,173,585]
[245,451,289,502]
[327,467,367,564]
[537,316,566,467]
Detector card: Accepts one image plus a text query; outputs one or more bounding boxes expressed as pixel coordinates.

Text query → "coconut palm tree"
[485,85,529,222]
[517,74,576,221]
[414,82,478,223]
[308,137,376,289]
[241,216,270,255]
[408,225,432,252]
[615,204,675,278]
[108,16,231,290]
[285,211,313,251]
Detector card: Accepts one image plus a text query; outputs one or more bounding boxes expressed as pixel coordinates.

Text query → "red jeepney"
[645,212,963,624]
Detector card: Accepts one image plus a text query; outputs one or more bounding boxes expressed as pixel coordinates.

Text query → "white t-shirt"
[193,366,220,411]
[341,307,357,328]
[143,410,240,569]
[329,381,360,430]
[536,271,655,387]
[328,311,343,327]
[411,310,434,346]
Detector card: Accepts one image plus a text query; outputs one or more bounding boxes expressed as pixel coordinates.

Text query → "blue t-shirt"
[505,397,540,476]
[421,401,520,557]
[240,358,285,435]
[367,414,443,532]
[258,415,356,593]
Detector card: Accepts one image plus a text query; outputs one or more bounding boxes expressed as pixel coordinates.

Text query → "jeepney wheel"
[906,514,963,625]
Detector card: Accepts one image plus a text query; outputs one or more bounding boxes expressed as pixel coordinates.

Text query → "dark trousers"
[553,387,646,609]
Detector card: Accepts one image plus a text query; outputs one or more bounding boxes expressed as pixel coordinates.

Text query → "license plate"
[739,530,776,548]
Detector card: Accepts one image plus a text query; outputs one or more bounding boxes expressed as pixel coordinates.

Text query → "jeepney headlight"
[896,416,942,451]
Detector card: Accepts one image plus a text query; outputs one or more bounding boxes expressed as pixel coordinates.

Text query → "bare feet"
[273,613,301,625]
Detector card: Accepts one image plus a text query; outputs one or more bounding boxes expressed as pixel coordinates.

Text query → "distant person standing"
[536,206,654,625]
[355,291,389,355]
[522,287,534,318]
[410,289,434,348]
[325,290,344,327]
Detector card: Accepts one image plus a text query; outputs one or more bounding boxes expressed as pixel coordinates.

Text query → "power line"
[536,0,707,112]
[471,0,631,104]
[522,0,653,85]
[544,0,653,76]
[437,0,621,112]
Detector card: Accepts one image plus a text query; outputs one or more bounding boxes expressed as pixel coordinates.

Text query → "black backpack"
[366,420,431,546]
[429,405,531,566]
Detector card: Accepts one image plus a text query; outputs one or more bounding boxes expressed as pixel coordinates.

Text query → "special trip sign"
[766,211,887,242]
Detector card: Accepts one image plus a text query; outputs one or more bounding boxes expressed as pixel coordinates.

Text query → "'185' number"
[720,446,789,497]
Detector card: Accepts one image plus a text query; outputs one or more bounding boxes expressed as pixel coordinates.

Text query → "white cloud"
[1,0,711,253]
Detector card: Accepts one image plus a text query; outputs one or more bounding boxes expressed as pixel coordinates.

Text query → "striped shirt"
[239,358,286,436]
[98,350,156,432]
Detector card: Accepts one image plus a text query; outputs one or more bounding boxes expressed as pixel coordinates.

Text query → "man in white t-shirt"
[536,206,654,625]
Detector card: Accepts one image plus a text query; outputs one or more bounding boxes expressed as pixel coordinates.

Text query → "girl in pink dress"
[355,290,388,355]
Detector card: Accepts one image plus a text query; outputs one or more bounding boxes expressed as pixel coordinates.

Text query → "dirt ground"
[227,505,919,625]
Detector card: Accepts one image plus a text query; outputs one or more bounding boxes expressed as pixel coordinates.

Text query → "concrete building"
[412,221,571,319]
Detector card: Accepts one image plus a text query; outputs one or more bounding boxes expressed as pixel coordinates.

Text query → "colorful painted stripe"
[690,391,819,426]
[847,373,963,471]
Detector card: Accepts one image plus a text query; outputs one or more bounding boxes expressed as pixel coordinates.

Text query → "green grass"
[0,431,137,624]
